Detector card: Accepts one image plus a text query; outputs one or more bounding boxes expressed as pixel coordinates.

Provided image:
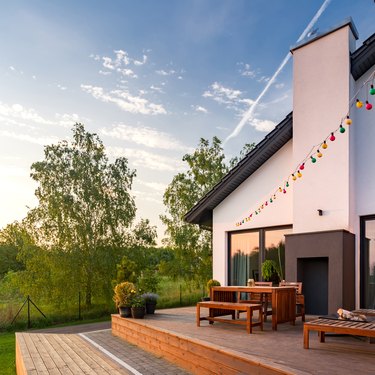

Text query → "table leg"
[196,304,200,327]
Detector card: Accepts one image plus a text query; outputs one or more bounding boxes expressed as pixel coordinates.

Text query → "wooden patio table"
[210,286,296,331]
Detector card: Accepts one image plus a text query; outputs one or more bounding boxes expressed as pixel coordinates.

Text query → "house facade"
[185,19,375,315]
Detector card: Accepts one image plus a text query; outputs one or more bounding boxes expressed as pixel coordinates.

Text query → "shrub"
[113,281,135,307]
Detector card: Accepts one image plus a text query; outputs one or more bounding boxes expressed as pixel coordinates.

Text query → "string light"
[235,71,374,226]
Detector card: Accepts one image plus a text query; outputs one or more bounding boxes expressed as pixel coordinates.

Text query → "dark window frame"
[359,214,375,307]
[227,224,292,285]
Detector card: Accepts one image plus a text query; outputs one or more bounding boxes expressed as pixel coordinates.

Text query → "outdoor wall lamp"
[317,209,323,216]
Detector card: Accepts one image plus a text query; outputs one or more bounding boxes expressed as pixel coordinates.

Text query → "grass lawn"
[0,332,15,375]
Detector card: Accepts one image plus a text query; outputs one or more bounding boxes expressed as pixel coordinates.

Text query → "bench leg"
[303,325,310,349]
[246,307,251,334]
[259,307,263,331]
[196,304,200,327]
[319,331,325,343]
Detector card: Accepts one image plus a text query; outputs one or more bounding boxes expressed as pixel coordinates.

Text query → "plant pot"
[201,296,210,301]
[131,306,146,319]
[119,306,131,318]
[146,301,157,314]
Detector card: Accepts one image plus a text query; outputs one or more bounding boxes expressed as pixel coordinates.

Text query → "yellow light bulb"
[322,141,328,149]
[297,171,302,178]
[345,116,352,125]
[292,174,297,181]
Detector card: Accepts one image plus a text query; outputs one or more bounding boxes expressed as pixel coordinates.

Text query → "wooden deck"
[16,332,128,375]
[16,307,375,375]
[112,306,375,375]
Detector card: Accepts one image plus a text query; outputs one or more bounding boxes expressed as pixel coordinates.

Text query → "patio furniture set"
[196,282,375,350]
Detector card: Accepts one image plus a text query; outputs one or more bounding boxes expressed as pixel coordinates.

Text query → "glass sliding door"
[360,216,375,309]
[229,231,259,286]
[228,225,292,286]
[264,227,293,281]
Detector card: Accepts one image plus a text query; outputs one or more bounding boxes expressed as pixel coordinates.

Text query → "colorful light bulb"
[279,187,282,192]
[322,141,328,149]
[297,170,302,178]
[370,85,375,95]
[339,125,345,133]
[292,174,297,181]
[311,156,317,163]
[283,188,287,194]
[270,198,273,203]
[273,194,276,200]
[317,150,323,158]
[330,132,336,141]
[366,101,373,110]
[345,116,352,125]
[286,181,289,187]
[265,201,268,206]
[356,99,363,108]
[300,163,305,170]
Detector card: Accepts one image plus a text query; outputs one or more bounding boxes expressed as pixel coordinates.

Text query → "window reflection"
[230,231,259,286]
[265,228,292,281]
[363,220,375,308]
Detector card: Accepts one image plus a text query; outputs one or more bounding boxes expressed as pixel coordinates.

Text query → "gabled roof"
[185,27,375,229]
[184,113,293,227]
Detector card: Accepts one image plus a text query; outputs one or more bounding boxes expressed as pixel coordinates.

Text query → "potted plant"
[142,292,159,314]
[261,260,281,285]
[131,293,146,319]
[202,279,221,301]
[113,281,135,318]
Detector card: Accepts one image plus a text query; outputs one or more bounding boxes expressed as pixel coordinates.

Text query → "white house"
[185,18,375,315]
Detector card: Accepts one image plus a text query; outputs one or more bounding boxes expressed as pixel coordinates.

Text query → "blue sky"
[0,0,374,241]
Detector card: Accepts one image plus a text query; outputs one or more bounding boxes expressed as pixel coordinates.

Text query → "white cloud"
[101,124,191,152]
[150,85,164,93]
[156,69,176,76]
[108,146,184,172]
[9,66,16,71]
[136,180,166,193]
[239,63,257,78]
[258,75,270,83]
[193,105,208,114]
[0,165,29,178]
[134,55,147,66]
[57,84,67,91]
[98,49,148,77]
[132,190,161,204]
[275,83,285,89]
[0,130,59,145]
[81,85,167,115]
[250,119,276,132]
[55,113,87,128]
[32,75,37,80]
[99,70,111,76]
[0,102,54,125]
[203,82,255,113]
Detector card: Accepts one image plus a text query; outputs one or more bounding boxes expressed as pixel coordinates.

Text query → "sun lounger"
[303,317,375,349]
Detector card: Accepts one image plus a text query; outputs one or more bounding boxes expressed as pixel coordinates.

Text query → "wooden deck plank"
[16,332,128,375]
[64,334,126,375]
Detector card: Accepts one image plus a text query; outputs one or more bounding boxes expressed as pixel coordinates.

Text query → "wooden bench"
[196,301,263,334]
[303,318,375,349]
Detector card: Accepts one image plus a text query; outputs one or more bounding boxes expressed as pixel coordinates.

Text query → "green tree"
[160,137,228,286]
[27,123,137,306]
[229,142,256,168]
[0,222,26,278]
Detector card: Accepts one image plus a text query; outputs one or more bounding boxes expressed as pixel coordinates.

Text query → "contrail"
[223,0,332,144]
